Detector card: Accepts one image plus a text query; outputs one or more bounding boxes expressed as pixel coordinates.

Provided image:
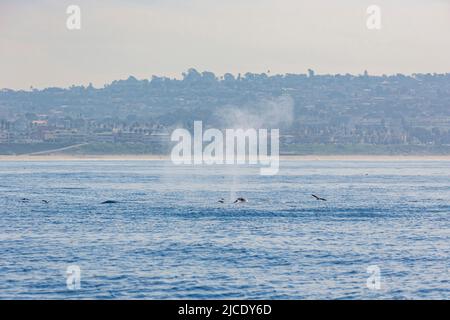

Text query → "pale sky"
[1,0,449,89]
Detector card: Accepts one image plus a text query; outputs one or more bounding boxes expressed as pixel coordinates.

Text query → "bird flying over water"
[218,198,225,204]
[234,197,247,204]
[312,194,327,201]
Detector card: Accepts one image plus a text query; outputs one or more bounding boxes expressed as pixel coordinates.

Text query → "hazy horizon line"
[3,69,450,92]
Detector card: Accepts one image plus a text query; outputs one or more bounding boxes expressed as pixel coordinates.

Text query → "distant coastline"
[2,154,450,162]
[3,142,450,158]
[2,72,450,155]
[3,143,450,161]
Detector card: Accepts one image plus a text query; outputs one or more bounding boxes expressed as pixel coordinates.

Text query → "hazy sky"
[1,0,449,89]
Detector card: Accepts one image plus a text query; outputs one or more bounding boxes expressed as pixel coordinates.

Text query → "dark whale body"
[101,200,120,204]
[233,197,247,204]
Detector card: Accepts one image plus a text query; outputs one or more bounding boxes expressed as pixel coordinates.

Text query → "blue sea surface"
[0,160,449,299]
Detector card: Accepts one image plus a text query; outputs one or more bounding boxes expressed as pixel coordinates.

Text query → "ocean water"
[0,160,448,300]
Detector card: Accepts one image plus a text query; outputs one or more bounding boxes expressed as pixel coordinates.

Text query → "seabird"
[20,198,30,203]
[312,194,327,201]
[41,200,49,204]
[233,197,247,204]
[218,198,225,204]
